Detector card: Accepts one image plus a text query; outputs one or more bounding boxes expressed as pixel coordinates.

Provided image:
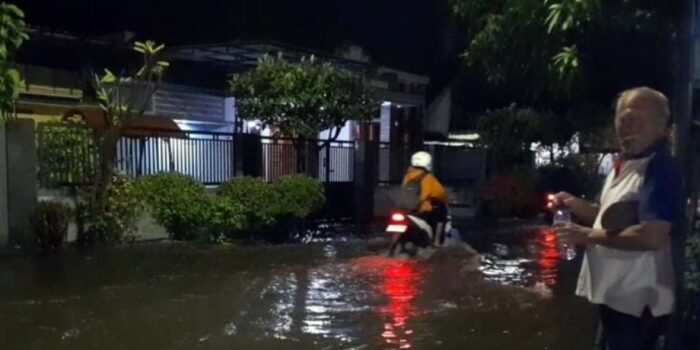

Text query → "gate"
[260,137,356,219]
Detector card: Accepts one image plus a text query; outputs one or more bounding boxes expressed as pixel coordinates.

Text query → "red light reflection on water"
[352,257,423,349]
[537,228,560,286]
[378,260,422,349]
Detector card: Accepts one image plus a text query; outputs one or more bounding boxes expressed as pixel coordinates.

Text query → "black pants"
[596,305,669,350]
[416,204,448,244]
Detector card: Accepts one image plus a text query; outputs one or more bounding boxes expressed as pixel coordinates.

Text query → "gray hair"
[615,86,671,126]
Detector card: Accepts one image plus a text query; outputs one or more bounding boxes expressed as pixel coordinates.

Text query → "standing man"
[552,87,685,350]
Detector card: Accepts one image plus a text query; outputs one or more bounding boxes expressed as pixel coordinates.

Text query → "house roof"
[61,107,184,137]
[168,40,373,74]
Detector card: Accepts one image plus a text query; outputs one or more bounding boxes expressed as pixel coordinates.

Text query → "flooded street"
[0,227,597,349]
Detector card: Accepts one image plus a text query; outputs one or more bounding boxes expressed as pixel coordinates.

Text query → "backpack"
[396,172,428,211]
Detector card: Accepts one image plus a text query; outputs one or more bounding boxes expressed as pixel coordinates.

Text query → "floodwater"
[0,226,597,349]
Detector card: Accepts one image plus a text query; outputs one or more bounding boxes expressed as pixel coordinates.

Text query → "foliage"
[31,201,70,251]
[202,196,245,243]
[84,40,169,245]
[216,174,325,239]
[476,103,609,172]
[477,105,545,157]
[93,40,169,127]
[77,174,144,244]
[0,3,28,120]
[450,0,677,102]
[229,54,376,140]
[450,0,582,100]
[138,172,209,241]
[534,160,604,206]
[217,176,279,232]
[478,171,541,219]
[272,174,326,219]
[449,0,680,150]
[36,120,97,188]
[687,234,700,295]
[139,173,325,243]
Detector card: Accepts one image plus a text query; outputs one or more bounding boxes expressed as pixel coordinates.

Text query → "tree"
[477,103,589,173]
[449,0,681,137]
[0,2,28,120]
[476,105,541,172]
[228,53,376,141]
[82,40,169,242]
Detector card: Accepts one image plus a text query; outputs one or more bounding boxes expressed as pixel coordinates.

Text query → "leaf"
[545,5,562,33]
[100,69,116,84]
[133,42,147,53]
[96,88,109,103]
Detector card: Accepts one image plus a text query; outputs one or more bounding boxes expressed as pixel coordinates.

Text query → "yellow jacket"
[401,167,448,213]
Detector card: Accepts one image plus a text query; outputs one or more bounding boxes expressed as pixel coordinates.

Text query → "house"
[16,28,430,144]
[17,28,435,186]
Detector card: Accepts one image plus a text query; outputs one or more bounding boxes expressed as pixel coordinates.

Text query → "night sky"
[13,0,458,76]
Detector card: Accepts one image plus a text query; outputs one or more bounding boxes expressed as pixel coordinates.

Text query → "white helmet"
[410,151,432,171]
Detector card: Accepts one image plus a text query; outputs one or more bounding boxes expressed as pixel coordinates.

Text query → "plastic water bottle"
[553,206,577,261]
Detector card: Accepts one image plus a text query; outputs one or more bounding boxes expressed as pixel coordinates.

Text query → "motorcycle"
[386,210,455,257]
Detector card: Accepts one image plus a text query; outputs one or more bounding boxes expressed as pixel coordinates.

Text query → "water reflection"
[480,227,560,287]
[267,272,296,339]
[0,233,595,349]
[378,260,422,349]
[536,228,560,286]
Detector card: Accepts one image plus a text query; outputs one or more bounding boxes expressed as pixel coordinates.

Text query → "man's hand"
[553,220,672,251]
[547,191,584,212]
[548,191,600,225]
[553,221,596,246]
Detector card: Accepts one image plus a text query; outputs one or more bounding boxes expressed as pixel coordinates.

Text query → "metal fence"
[36,123,98,187]
[36,124,235,187]
[261,137,304,182]
[319,140,355,182]
[36,123,482,189]
[261,137,355,183]
[116,129,235,185]
[37,124,358,188]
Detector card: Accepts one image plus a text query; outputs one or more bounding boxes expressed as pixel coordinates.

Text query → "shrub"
[140,173,324,242]
[77,174,144,244]
[32,201,70,250]
[139,172,208,241]
[271,174,325,219]
[36,121,97,188]
[216,175,324,241]
[478,172,540,219]
[203,196,246,242]
[218,176,279,232]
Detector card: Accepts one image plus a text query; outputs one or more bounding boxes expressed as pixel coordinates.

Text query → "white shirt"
[576,148,680,317]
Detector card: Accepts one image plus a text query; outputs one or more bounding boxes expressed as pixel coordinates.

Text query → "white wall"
[318,120,356,141]
[425,86,452,135]
[153,85,225,122]
[380,103,391,142]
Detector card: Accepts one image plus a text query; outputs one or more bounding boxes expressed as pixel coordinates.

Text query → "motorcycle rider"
[400,151,449,245]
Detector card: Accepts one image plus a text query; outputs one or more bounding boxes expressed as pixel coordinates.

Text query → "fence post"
[306,141,320,179]
[389,142,406,183]
[0,119,38,249]
[354,140,378,225]
[234,133,262,178]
